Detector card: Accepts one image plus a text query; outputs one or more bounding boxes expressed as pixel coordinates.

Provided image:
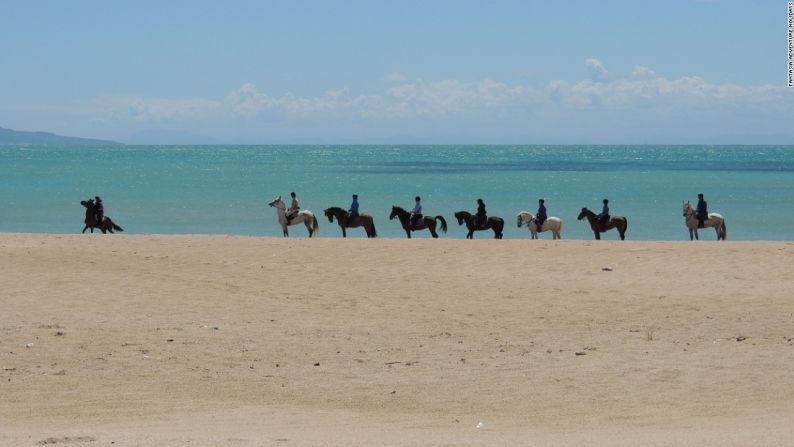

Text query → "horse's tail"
[109,218,124,232]
[496,217,505,239]
[371,219,377,238]
[312,215,319,238]
[436,216,448,234]
[721,220,727,240]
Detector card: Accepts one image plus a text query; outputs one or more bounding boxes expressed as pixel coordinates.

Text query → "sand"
[1,233,793,446]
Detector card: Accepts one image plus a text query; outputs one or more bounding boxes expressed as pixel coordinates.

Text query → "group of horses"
[265,196,728,241]
[80,196,725,241]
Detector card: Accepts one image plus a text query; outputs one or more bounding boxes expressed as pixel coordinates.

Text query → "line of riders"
[82,192,715,239]
[284,193,617,228]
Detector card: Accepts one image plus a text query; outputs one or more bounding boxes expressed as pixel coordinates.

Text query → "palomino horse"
[324,206,377,238]
[454,211,504,239]
[80,200,124,234]
[389,206,447,238]
[268,196,319,238]
[577,207,628,240]
[682,201,726,241]
[516,212,563,239]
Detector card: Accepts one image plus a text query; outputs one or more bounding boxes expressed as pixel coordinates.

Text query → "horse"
[324,206,377,238]
[80,200,124,234]
[682,201,726,241]
[577,207,628,240]
[268,196,319,238]
[389,206,447,238]
[516,212,563,239]
[454,211,504,239]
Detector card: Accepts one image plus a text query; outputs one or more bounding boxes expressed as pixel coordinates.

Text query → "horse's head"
[454,211,468,226]
[682,200,693,217]
[577,208,589,220]
[389,206,399,220]
[268,196,284,209]
[517,212,532,228]
[324,208,335,223]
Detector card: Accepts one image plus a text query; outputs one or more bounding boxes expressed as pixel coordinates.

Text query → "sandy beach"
[1,233,793,446]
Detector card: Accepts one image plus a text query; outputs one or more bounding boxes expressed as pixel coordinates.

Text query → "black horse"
[81,200,124,234]
[389,206,447,239]
[454,211,504,239]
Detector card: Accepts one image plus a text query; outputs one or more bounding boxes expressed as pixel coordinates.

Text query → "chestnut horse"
[324,206,377,238]
[389,206,447,238]
[577,207,627,240]
[454,211,504,239]
[80,200,124,234]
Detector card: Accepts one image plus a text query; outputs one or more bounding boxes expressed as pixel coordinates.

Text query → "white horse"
[682,201,726,241]
[516,211,563,239]
[268,196,319,238]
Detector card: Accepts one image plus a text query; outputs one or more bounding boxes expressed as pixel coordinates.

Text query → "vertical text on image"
[789,2,794,87]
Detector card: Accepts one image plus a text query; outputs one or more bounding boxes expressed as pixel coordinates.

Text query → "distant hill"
[0,126,122,146]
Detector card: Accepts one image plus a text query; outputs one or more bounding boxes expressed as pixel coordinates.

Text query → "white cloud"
[585,58,609,82]
[631,65,656,78]
[384,72,407,83]
[384,79,527,116]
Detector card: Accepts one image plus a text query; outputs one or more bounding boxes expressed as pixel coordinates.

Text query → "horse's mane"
[455,210,472,217]
[326,206,345,213]
[392,205,408,213]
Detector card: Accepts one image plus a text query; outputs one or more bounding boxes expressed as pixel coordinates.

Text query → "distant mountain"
[0,126,121,146]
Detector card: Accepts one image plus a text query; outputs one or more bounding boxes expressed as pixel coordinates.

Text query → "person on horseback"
[475,198,487,229]
[410,196,423,230]
[534,198,547,228]
[285,191,300,223]
[598,198,610,225]
[94,196,104,224]
[348,194,360,224]
[696,193,708,228]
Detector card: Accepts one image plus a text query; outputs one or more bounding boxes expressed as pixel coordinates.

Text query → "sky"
[1,0,793,144]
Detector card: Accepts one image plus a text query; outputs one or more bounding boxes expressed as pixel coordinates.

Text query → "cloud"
[384,72,407,83]
[631,65,656,78]
[383,79,528,116]
[6,57,792,144]
[585,58,609,82]
[549,62,790,109]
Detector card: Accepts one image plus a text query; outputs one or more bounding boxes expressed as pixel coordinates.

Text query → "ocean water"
[1,145,793,240]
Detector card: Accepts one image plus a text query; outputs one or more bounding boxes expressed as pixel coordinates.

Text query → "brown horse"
[389,206,447,238]
[454,211,504,239]
[577,207,627,240]
[324,206,377,238]
[81,200,124,234]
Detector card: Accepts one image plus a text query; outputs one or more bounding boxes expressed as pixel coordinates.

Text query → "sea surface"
[1,145,793,240]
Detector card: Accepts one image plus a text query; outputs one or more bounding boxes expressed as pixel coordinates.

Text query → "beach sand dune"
[1,234,793,446]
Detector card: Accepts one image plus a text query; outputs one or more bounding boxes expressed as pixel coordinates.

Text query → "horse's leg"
[405,228,411,239]
[342,226,347,238]
[594,231,600,240]
[82,226,88,234]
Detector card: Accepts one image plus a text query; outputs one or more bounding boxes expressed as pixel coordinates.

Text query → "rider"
[598,198,610,225]
[348,194,360,224]
[476,198,487,228]
[535,198,547,228]
[285,191,300,223]
[410,196,423,230]
[94,196,104,224]
[696,193,708,228]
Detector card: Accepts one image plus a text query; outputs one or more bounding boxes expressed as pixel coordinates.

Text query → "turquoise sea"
[1,145,793,240]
